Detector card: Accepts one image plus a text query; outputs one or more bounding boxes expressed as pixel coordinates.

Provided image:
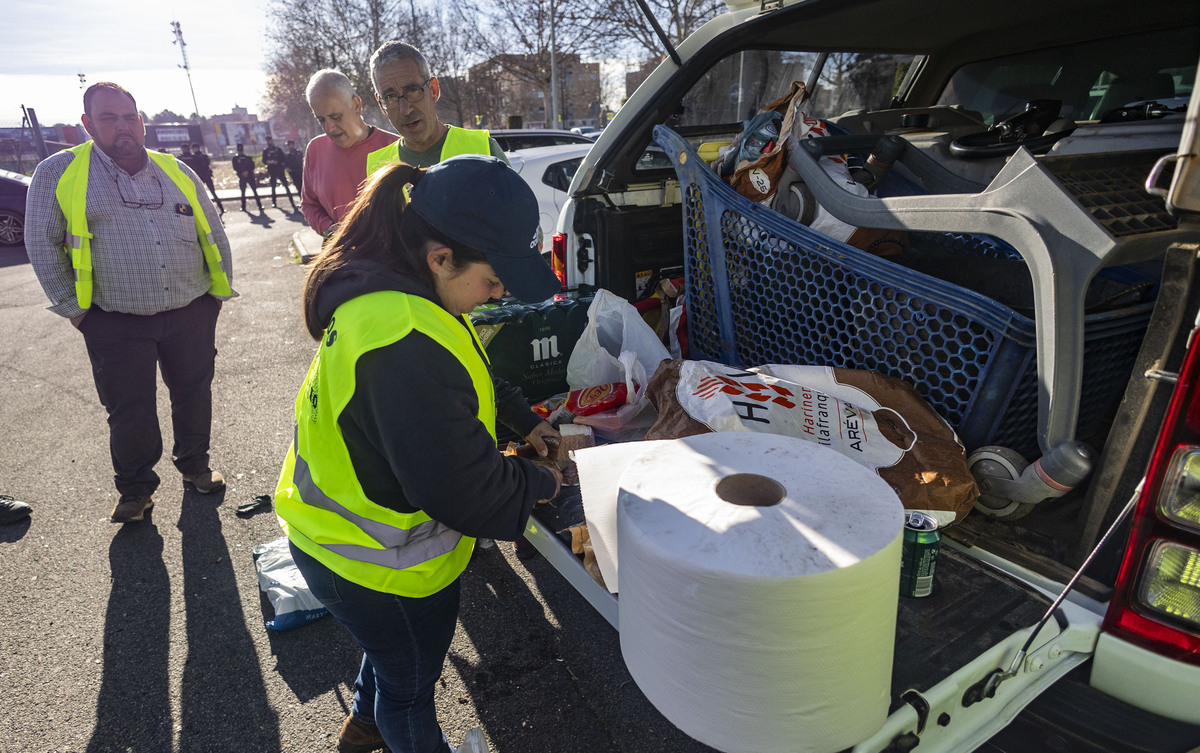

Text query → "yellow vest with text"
[53,141,233,309]
[274,290,496,597]
[365,125,491,177]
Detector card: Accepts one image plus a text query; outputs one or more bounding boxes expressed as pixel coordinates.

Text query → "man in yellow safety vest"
[365,41,508,176]
[25,82,236,524]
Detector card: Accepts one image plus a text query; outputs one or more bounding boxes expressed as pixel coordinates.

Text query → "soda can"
[900,511,941,598]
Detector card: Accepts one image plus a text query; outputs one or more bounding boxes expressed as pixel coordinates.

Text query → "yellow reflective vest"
[53,141,233,309]
[274,290,496,597]
[365,125,491,177]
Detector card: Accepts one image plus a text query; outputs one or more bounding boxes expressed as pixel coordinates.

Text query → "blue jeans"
[290,541,457,753]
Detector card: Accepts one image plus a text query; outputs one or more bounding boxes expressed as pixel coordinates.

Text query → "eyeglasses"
[380,78,433,109]
[101,158,164,209]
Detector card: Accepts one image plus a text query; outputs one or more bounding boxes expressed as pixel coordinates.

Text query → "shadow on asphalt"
[175,486,281,751]
[450,546,623,753]
[0,244,29,268]
[83,489,284,751]
[86,518,173,752]
[0,514,32,542]
[454,546,720,753]
[261,602,361,704]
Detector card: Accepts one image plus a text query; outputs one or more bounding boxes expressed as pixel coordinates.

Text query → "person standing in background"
[232,143,263,212]
[284,139,304,195]
[262,136,297,212]
[188,142,225,214]
[300,69,398,239]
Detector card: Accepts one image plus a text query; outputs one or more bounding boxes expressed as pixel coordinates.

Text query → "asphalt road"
[0,207,716,753]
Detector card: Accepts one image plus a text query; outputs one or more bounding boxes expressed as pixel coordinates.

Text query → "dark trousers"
[287,169,302,195]
[79,295,221,499]
[198,174,223,208]
[267,169,295,205]
[238,174,262,208]
[290,542,457,753]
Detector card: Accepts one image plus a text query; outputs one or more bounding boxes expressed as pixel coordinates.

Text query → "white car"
[506,143,593,255]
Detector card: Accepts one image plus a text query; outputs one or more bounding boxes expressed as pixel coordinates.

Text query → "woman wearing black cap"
[274,155,564,753]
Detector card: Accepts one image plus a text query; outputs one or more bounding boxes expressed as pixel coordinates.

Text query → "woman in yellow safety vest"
[275,155,563,753]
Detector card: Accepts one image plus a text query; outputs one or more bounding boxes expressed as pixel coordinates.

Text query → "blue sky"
[2,0,272,126]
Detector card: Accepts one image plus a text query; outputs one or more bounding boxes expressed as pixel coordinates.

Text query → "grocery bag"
[645,359,978,525]
[252,536,328,631]
[565,289,671,441]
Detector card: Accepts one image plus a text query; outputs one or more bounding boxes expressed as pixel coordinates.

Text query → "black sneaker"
[110,495,153,523]
[0,495,31,525]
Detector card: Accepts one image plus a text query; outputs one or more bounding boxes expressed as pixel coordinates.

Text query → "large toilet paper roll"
[617,432,903,753]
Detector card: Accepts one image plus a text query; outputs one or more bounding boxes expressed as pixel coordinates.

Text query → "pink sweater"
[301,127,399,235]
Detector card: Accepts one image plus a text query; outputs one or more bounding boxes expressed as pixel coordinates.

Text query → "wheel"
[0,208,23,247]
[949,99,1074,159]
[968,445,1037,519]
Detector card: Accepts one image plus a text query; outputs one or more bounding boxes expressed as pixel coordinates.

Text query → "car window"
[632,48,911,174]
[542,158,585,192]
[807,53,916,120]
[496,133,593,151]
[936,26,1198,125]
[676,49,914,126]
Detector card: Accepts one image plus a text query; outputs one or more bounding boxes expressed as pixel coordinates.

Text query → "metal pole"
[171,21,202,118]
[549,0,559,129]
[24,106,48,160]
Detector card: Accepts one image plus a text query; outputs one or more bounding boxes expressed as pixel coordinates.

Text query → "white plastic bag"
[566,289,671,394]
[566,291,671,441]
[252,536,328,631]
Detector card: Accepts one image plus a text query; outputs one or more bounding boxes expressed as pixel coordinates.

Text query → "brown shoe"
[337,714,387,753]
[110,496,154,523]
[183,469,226,494]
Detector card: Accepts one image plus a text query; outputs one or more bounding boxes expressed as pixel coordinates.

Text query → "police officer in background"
[284,139,304,194]
[261,136,297,212]
[232,143,263,212]
[187,141,225,214]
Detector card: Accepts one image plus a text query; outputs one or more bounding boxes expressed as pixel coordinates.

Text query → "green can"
[900,511,941,598]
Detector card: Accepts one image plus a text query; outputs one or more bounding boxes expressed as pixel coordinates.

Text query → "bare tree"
[150,109,187,124]
[261,0,437,132]
[591,0,724,61]
[455,0,605,126]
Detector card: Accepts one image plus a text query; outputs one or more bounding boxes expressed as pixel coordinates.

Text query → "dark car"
[489,129,595,152]
[0,168,31,247]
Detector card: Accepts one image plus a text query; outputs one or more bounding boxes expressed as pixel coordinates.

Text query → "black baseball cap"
[409,154,560,303]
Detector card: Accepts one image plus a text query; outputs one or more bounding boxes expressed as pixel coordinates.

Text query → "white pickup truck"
[519,1,1200,751]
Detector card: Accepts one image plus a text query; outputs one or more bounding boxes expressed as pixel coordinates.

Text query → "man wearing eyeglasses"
[365,41,507,177]
[301,69,398,239]
[24,82,236,524]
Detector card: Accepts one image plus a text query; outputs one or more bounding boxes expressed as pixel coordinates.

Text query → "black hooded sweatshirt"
[310,260,557,542]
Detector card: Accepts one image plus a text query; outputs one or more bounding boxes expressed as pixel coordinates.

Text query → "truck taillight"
[551,233,567,287]
[1103,325,1200,664]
